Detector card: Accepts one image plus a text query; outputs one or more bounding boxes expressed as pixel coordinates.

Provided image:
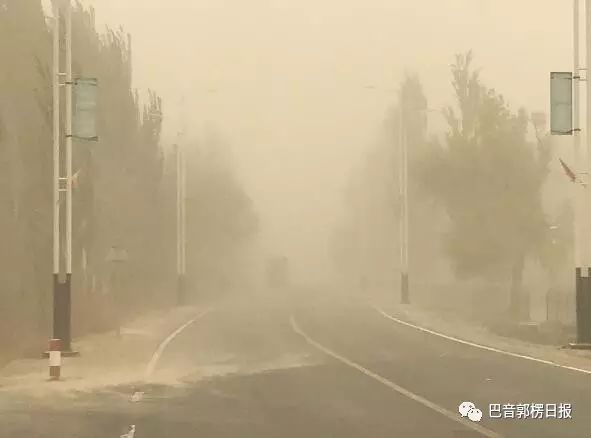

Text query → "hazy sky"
[49,0,573,282]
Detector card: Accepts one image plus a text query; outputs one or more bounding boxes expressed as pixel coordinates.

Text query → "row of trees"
[184,129,260,299]
[332,52,573,320]
[0,0,259,363]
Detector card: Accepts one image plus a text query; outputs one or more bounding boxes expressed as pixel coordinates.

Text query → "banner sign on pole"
[73,77,98,141]
[550,72,573,135]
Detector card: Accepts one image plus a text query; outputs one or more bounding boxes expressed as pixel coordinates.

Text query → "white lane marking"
[120,425,136,438]
[374,306,591,376]
[130,391,144,402]
[144,308,213,379]
[290,316,502,438]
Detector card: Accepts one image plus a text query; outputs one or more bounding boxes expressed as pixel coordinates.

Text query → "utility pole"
[574,0,582,277]
[176,137,186,305]
[399,108,409,304]
[50,0,77,356]
[51,0,61,346]
[65,0,73,334]
[176,98,188,306]
[577,0,591,345]
[573,0,589,344]
[568,0,591,347]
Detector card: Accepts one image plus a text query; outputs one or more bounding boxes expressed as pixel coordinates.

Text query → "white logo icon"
[459,401,483,422]
[468,408,483,422]
[459,401,475,417]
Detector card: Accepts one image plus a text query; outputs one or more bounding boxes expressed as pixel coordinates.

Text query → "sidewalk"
[376,301,591,374]
[0,305,203,398]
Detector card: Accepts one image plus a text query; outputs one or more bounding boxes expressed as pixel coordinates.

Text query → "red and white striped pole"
[48,338,62,381]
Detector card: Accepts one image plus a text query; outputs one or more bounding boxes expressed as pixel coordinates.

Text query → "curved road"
[2,297,590,437]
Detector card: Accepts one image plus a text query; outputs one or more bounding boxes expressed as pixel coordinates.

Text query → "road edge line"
[374,306,591,376]
[144,307,213,379]
[289,315,502,438]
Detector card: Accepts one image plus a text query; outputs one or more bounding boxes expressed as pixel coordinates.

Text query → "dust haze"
[4,1,591,436]
[70,0,571,288]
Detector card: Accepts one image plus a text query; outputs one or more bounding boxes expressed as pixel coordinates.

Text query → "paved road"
[2,297,590,437]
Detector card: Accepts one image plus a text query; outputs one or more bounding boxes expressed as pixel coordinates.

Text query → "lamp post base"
[400,272,409,304]
[177,274,186,306]
[52,273,75,353]
[575,267,591,345]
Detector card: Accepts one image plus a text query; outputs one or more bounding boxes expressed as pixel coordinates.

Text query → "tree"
[185,129,259,299]
[0,1,260,363]
[0,0,54,356]
[0,1,164,357]
[398,75,448,288]
[330,74,444,294]
[418,52,550,319]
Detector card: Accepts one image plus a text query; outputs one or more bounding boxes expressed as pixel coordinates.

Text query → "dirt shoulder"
[0,305,204,397]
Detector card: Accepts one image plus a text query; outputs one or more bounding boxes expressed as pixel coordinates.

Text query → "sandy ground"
[0,305,205,398]
[2,294,591,437]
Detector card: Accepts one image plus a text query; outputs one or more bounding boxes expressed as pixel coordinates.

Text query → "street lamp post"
[50,0,78,356]
[363,85,442,304]
[561,0,591,348]
[51,0,60,337]
[175,137,187,306]
[399,109,409,304]
[574,0,591,346]
[398,106,443,305]
[574,0,583,278]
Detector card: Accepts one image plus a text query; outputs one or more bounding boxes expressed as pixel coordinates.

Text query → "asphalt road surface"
[2,296,591,438]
